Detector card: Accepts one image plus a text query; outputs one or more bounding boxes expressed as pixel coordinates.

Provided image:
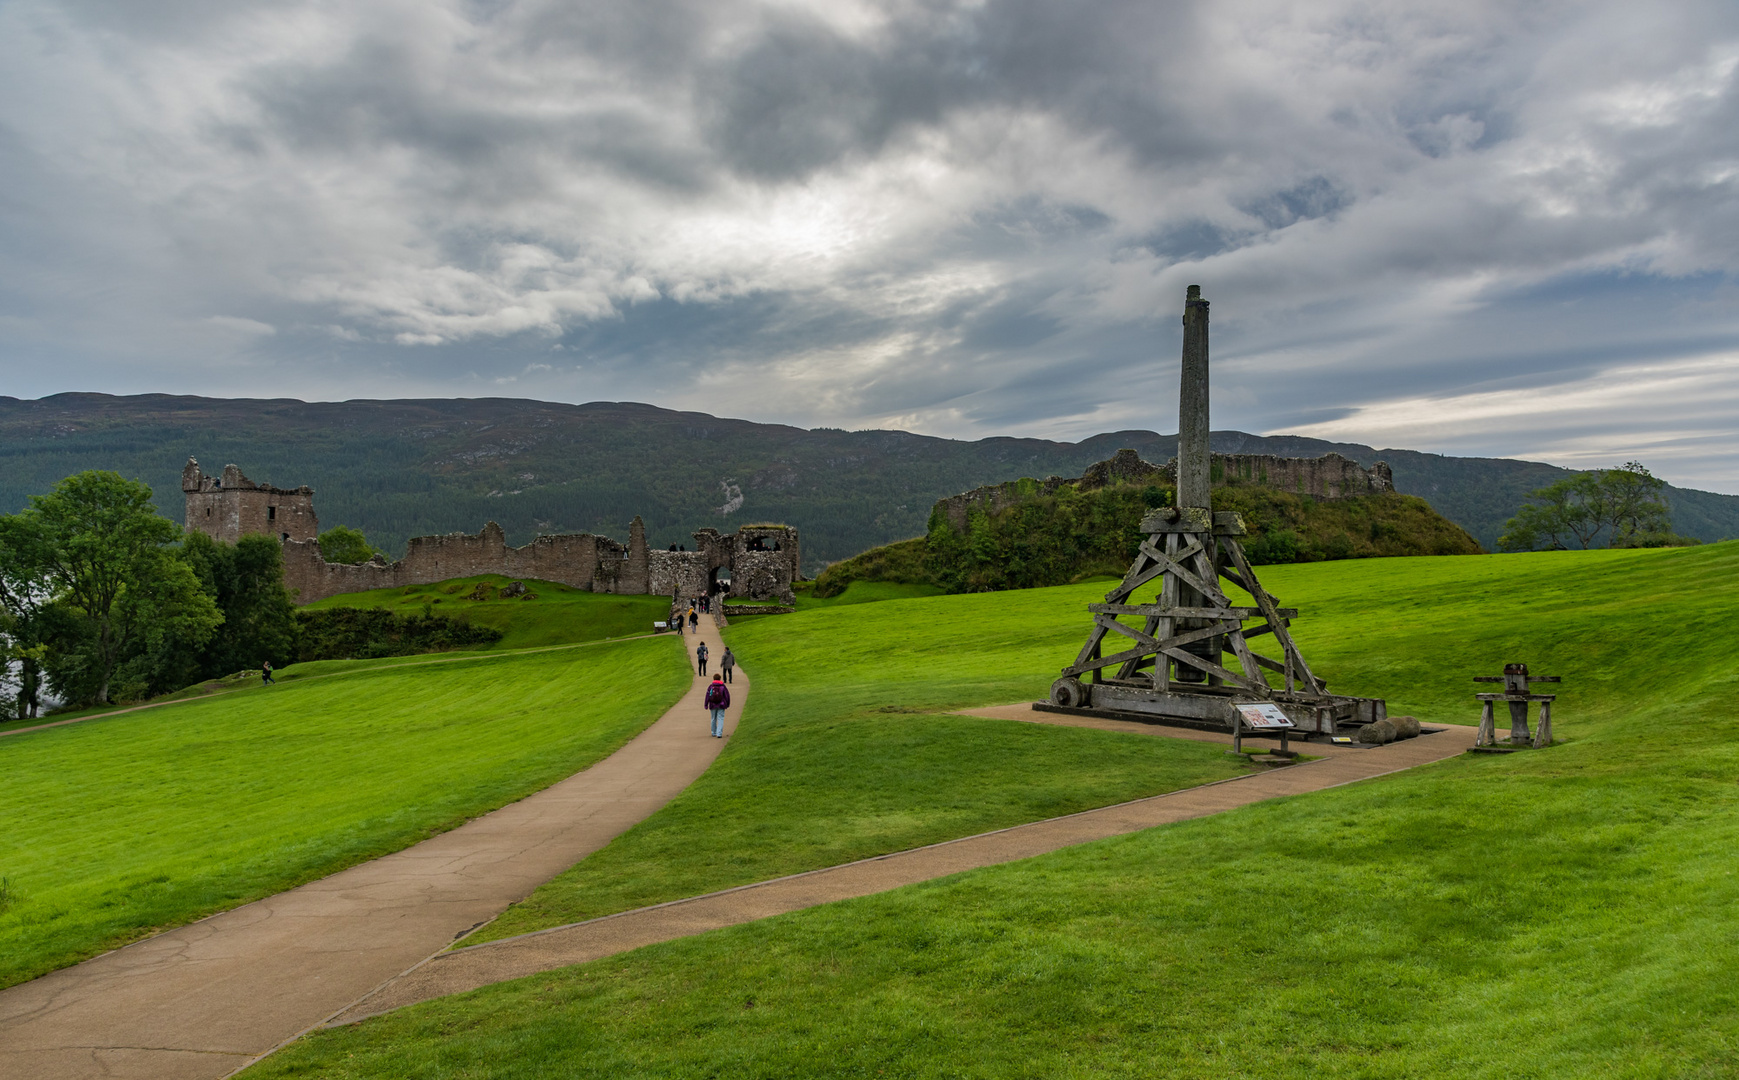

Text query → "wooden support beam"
[1160,645,1269,694]
[1131,538,1217,601]
[1088,604,1297,619]
[1222,539,1325,699]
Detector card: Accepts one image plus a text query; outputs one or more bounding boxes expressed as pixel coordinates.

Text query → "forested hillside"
[1,394,1733,570]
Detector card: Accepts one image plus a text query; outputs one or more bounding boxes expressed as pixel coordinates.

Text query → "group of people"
[694,636,736,738]
[674,590,724,633]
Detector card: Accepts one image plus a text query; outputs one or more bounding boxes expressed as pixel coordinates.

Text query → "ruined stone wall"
[188,447,796,607]
[282,522,619,604]
[182,459,318,545]
[1214,452,1393,499]
[934,448,1393,532]
[647,550,711,598]
[934,476,1075,532]
[731,551,797,604]
[729,526,800,604]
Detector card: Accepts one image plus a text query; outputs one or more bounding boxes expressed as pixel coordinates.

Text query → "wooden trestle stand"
[1474,662,1559,749]
[1040,284,1386,741]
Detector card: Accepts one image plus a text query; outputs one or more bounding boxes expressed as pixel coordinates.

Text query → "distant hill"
[815,461,1483,596]
[1,394,1733,572]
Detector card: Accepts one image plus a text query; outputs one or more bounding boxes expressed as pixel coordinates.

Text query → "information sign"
[1235,703,1295,729]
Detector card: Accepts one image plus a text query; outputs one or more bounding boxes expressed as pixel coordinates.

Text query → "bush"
[295,607,503,661]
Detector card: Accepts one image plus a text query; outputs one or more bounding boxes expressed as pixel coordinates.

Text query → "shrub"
[295,607,503,661]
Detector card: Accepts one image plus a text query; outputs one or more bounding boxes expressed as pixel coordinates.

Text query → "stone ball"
[1356,719,1397,745]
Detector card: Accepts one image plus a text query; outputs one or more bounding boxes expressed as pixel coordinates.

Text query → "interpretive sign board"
[1236,703,1295,729]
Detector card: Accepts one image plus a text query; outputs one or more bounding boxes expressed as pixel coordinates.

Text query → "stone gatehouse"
[182,460,801,605]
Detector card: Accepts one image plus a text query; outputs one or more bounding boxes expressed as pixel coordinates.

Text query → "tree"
[13,472,221,705]
[1500,462,1686,552]
[318,525,381,565]
[178,531,299,680]
[0,518,52,719]
[1600,462,1674,545]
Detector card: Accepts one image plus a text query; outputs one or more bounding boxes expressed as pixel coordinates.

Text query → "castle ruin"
[934,448,1393,532]
[182,459,318,544]
[181,458,800,606]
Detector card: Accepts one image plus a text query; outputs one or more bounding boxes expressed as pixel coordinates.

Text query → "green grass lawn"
[792,579,949,608]
[0,633,689,989]
[471,579,1259,943]
[302,574,671,649]
[252,543,1739,1078]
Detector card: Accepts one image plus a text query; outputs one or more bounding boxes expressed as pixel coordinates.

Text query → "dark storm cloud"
[1,0,1737,490]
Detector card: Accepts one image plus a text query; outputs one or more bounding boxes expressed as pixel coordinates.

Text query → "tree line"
[0,471,452,720]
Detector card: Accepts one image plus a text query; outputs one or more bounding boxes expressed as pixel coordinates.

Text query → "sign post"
[1232,702,1295,755]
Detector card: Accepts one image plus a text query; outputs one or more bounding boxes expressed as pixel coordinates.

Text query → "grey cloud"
[1,0,1737,492]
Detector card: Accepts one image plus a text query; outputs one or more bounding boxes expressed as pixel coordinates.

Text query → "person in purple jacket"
[704,675,730,738]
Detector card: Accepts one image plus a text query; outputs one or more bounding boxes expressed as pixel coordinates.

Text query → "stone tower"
[181,458,318,544]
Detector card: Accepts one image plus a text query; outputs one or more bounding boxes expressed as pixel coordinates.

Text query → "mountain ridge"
[2,393,1733,569]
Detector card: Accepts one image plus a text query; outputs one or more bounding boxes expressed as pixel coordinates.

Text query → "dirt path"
[326,711,1481,1025]
[0,621,740,1080]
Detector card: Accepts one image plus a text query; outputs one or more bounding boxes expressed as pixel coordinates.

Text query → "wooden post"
[1507,699,1531,745]
[1534,698,1553,749]
[1477,700,1495,747]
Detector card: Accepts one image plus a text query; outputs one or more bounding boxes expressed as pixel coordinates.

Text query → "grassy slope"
[254,543,1739,1078]
[0,634,689,989]
[470,582,1256,943]
[301,574,669,649]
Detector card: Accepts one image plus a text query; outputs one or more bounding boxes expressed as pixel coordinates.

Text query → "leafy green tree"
[0,518,53,719]
[1501,463,1687,552]
[318,525,381,565]
[1600,462,1676,545]
[12,472,221,705]
[1499,474,1605,551]
[177,532,300,681]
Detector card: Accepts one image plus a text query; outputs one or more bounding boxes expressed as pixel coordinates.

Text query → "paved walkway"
[0,621,741,1080]
[326,710,1481,1025]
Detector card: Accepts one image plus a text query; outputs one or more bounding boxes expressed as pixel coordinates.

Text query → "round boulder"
[1355,719,1397,745]
[1388,715,1422,739]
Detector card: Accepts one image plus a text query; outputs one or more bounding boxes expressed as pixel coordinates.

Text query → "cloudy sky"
[2,0,1736,491]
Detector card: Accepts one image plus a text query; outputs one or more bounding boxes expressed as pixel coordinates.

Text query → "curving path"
[0,619,743,1080]
[323,711,1481,1025]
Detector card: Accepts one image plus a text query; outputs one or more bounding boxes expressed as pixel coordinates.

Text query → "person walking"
[695,640,709,677]
[688,608,699,631]
[720,646,735,684]
[704,674,730,738]
[261,660,276,685]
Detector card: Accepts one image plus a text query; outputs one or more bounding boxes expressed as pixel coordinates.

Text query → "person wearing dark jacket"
[720,647,735,683]
[704,675,730,737]
[695,640,709,677]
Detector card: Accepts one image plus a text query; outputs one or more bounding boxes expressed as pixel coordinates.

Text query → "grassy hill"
[1,394,1732,570]
[302,575,670,650]
[249,542,1739,1078]
[0,609,688,989]
[816,477,1482,596]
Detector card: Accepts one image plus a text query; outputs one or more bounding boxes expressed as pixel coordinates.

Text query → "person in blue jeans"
[704,675,730,738]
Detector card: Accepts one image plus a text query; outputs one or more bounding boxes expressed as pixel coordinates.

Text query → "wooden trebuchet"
[1040,284,1386,739]
[1044,504,1387,737]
